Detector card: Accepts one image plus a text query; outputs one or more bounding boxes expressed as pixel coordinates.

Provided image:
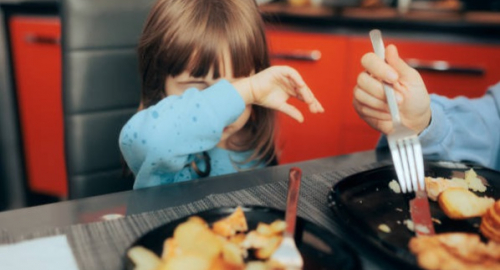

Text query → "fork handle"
[369,29,402,126]
[285,167,302,236]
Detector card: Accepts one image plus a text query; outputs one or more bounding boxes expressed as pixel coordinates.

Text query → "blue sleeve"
[418,82,500,170]
[118,79,245,188]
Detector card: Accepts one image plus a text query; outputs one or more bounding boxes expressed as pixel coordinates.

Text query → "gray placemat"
[0,161,390,270]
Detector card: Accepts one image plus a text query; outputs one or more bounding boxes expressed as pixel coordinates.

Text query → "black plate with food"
[327,160,500,269]
[125,205,361,270]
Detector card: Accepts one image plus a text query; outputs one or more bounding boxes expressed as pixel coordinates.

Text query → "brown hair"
[137,0,276,166]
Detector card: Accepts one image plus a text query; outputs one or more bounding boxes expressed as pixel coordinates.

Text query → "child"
[353,44,500,170]
[119,0,324,189]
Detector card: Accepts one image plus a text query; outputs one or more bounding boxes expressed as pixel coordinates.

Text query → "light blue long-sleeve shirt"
[119,80,265,189]
[379,82,500,171]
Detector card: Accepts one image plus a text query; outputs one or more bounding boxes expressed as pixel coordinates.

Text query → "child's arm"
[119,80,245,186]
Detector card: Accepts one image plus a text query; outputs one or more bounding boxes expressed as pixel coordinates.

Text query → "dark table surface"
[0,149,396,270]
[0,149,389,235]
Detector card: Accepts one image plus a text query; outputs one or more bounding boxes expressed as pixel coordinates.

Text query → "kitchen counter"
[260,2,500,43]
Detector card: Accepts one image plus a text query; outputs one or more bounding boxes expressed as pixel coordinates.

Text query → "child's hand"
[234,66,324,123]
[353,44,432,134]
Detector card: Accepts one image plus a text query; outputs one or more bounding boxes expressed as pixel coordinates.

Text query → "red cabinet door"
[266,29,348,164]
[340,35,500,155]
[9,16,67,197]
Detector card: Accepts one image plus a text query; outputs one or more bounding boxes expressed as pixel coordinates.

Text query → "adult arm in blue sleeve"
[379,82,500,170]
[418,83,500,170]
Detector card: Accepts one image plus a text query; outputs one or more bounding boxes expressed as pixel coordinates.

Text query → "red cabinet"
[266,28,500,160]
[9,16,67,197]
[266,29,349,164]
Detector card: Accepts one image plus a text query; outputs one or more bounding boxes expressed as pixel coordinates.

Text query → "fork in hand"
[270,167,304,270]
[369,29,425,194]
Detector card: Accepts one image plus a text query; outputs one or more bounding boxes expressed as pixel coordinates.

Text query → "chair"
[0,9,28,210]
[61,0,156,199]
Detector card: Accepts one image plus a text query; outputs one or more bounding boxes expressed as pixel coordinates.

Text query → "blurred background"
[0,0,499,212]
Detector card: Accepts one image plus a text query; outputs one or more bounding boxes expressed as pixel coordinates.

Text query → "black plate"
[125,206,361,270]
[327,161,500,269]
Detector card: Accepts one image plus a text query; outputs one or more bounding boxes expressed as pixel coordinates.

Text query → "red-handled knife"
[410,190,435,236]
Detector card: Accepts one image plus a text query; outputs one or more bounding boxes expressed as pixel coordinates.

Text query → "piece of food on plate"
[425,176,468,201]
[464,168,487,192]
[438,188,494,219]
[425,169,488,201]
[481,200,500,242]
[388,179,401,194]
[130,207,289,270]
[409,232,500,270]
[377,224,391,233]
[127,246,162,270]
[212,206,248,237]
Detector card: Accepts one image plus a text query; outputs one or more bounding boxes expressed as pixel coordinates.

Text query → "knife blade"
[410,190,435,236]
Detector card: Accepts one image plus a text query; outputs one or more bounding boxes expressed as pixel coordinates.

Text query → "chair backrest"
[61,0,156,199]
[0,10,27,210]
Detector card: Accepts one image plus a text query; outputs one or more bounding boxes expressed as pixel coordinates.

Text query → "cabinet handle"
[406,59,485,76]
[270,50,321,62]
[25,34,60,45]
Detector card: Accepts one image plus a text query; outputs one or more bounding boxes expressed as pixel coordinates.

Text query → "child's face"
[164,54,252,149]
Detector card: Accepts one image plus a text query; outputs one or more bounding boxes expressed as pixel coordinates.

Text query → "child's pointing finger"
[278,103,304,123]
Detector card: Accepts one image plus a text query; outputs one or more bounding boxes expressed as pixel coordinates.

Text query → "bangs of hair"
[159,0,269,81]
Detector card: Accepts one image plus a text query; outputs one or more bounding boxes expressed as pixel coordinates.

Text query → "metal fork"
[369,29,425,194]
[270,167,304,270]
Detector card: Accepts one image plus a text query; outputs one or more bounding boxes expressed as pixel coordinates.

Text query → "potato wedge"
[159,254,212,270]
[213,207,248,237]
[438,188,494,219]
[127,246,162,270]
[254,236,282,260]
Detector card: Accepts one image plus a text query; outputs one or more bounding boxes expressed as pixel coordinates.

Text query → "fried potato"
[425,177,467,201]
[173,220,206,250]
[213,207,248,237]
[256,223,274,236]
[136,207,288,270]
[210,257,245,270]
[127,246,162,270]
[480,200,500,242]
[269,220,286,234]
[193,228,223,260]
[438,188,494,219]
[159,254,212,270]
[244,261,267,270]
[188,216,208,226]
[228,233,246,245]
[409,233,500,270]
[162,238,180,261]
[222,241,244,266]
[254,236,282,260]
[241,231,270,249]
[173,219,222,260]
